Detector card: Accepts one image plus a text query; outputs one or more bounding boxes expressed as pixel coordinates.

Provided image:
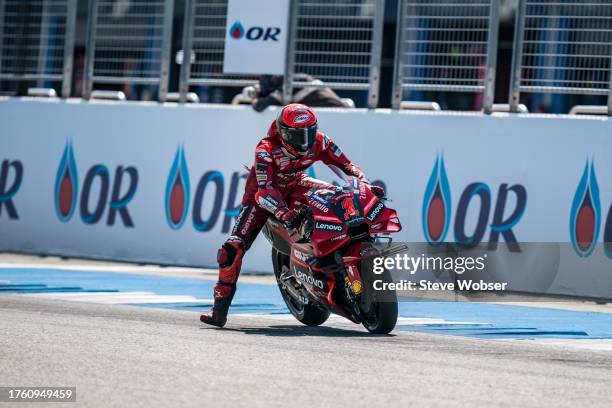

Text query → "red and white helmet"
[276,103,318,156]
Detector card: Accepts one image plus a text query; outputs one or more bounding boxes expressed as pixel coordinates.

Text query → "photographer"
[251,74,348,112]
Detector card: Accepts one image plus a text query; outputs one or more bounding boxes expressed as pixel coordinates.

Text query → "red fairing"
[310,213,349,258]
[368,207,402,234]
[359,182,402,234]
[306,180,401,257]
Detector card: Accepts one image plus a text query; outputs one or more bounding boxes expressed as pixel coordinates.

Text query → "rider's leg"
[200,202,269,327]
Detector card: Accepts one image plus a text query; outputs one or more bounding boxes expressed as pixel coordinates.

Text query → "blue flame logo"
[229,21,244,39]
[165,146,190,230]
[422,154,451,244]
[570,159,600,257]
[54,140,78,223]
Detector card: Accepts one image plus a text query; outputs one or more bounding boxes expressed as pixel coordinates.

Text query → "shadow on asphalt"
[202,324,395,338]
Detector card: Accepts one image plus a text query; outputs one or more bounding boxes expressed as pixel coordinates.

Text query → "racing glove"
[275,208,300,229]
[370,184,385,198]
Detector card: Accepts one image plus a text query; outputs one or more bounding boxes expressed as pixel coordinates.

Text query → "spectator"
[251,74,347,112]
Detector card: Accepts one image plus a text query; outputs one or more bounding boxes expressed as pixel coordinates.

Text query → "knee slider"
[217,237,245,268]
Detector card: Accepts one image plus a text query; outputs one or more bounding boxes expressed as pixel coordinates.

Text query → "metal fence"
[2,0,612,113]
[0,0,76,97]
[179,0,385,108]
[83,0,174,101]
[510,0,612,113]
[392,0,500,111]
[283,0,386,108]
[178,0,258,100]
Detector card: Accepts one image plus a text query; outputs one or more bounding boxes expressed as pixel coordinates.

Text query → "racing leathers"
[200,120,369,327]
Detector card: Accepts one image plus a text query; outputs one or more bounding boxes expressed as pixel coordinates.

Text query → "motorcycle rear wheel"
[271,248,330,327]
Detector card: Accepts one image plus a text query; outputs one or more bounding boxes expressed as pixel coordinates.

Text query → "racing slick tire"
[360,266,398,334]
[272,248,330,327]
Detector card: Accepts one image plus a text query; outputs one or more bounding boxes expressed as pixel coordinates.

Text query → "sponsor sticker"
[366,201,385,222]
[258,196,277,212]
[315,221,344,232]
[257,150,273,163]
[293,249,309,262]
[322,134,330,148]
[330,143,342,157]
[294,114,311,124]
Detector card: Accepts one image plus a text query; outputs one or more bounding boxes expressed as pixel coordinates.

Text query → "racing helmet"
[276,104,318,156]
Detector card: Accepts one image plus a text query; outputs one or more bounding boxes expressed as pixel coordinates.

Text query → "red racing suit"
[229,120,366,253]
[216,120,366,289]
[203,118,371,327]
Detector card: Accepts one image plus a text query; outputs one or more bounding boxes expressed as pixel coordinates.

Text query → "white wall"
[1,99,611,297]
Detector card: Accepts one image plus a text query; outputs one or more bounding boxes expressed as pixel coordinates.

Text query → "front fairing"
[305,177,401,257]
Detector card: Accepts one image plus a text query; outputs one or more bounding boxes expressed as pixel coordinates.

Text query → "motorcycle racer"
[200,103,383,327]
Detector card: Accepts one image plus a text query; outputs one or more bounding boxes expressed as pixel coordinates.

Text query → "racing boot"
[199,282,236,327]
[200,237,245,327]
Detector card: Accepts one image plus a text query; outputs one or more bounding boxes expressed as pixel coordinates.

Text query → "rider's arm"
[253,147,292,219]
[317,133,368,181]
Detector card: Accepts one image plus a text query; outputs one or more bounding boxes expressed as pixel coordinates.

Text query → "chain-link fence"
[283,0,386,108]
[83,0,174,101]
[392,0,500,111]
[510,0,612,112]
[0,0,76,97]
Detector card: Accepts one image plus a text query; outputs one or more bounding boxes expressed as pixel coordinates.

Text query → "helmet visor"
[280,124,317,153]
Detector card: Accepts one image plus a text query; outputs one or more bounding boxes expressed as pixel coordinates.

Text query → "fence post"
[608,56,612,116]
[158,0,174,102]
[179,0,195,103]
[509,0,526,112]
[283,0,297,105]
[61,0,77,98]
[0,0,5,77]
[391,0,405,109]
[367,0,385,109]
[83,0,98,100]
[483,0,500,113]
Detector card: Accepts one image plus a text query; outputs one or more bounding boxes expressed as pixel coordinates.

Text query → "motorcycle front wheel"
[271,248,330,327]
[360,266,398,334]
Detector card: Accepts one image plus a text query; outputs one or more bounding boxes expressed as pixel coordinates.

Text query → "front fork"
[333,242,379,321]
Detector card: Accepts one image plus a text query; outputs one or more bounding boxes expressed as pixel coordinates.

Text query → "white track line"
[20,291,213,305]
[234,313,487,327]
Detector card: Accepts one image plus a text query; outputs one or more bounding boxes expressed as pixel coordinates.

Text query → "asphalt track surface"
[2,294,612,408]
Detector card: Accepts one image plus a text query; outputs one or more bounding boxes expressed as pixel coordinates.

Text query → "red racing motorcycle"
[262,176,403,334]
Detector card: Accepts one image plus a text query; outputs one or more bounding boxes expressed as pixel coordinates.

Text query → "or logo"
[229,21,244,39]
[228,21,281,41]
[163,148,247,233]
[570,160,600,257]
[54,141,78,222]
[165,146,190,230]
[54,140,138,226]
[422,154,526,250]
[423,154,451,244]
[0,159,23,220]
